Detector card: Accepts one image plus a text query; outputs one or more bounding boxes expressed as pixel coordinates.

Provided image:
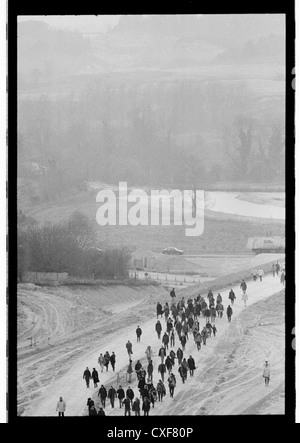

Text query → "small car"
[162,247,184,255]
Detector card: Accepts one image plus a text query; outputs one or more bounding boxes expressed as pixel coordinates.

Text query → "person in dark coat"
[228,289,236,305]
[212,324,217,337]
[147,360,153,381]
[97,407,105,416]
[149,387,157,408]
[180,333,187,350]
[156,302,163,319]
[166,318,173,334]
[158,362,166,381]
[104,352,110,372]
[240,280,247,294]
[170,288,176,298]
[194,331,202,350]
[210,307,216,323]
[123,397,131,416]
[108,386,117,408]
[98,385,107,408]
[135,360,142,375]
[126,386,134,406]
[227,305,233,322]
[216,302,224,318]
[162,332,170,350]
[126,359,133,383]
[165,355,173,374]
[136,326,142,342]
[89,405,97,416]
[126,340,133,358]
[201,327,207,345]
[83,367,92,388]
[87,397,95,412]
[178,364,187,383]
[92,368,99,388]
[132,397,141,416]
[116,385,125,408]
[158,345,166,362]
[156,380,166,401]
[216,293,222,303]
[155,320,162,339]
[176,347,183,365]
[142,397,151,416]
[110,352,116,371]
[187,355,196,376]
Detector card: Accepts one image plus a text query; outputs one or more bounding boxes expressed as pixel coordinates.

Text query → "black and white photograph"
[6,1,296,425]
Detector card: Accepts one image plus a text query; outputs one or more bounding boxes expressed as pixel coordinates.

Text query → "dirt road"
[18,273,285,416]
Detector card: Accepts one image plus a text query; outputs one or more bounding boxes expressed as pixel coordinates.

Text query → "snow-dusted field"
[17,273,285,416]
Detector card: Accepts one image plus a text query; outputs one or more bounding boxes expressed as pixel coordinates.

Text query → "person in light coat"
[56,396,66,416]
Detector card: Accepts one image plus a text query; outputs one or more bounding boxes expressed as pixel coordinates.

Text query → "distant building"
[247,237,285,254]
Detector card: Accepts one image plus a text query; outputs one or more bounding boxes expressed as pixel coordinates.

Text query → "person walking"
[156,302,163,319]
[91,368,99,388]
[240,280,247,294]
[145,345,152,363]
[98,385,107,408]
[263,361,271,386]
[168,373,176,398]
[162,332,170,350]
[156,380,166,402]
[195,331,202,350]
[158,362,167,382]
[201,327,207,345]
[56,396,66,417]
[98,353,105,373]
[272,263,276,277]
[212,324,217,337]
[87,397,95,413]
[242,292,248,307]
[123,396,131,416]
[258,267,264,282]
[126,340,133,358]
[83,367,92,388]
[216,293,222,304]
[176,347,183,365]
[227,305,233,322]
[136,325,142,342]
[117,385,125,408]
[170,288,176,299]
[158,345,166,363]
[165,355,173,374]
[147,359,154,382]
[180,333,187,350]
[104,351,110,372]
[126,359,133,383]
[155,320,162,339]
[110,351,116,372]
[126,386,135,407]
[169,349,176,365]
[132,397,141,416]
[280,270,285,286]
[97,407,105,416]
[178,364,187,384]
[108,385,117,408]
[187,355,196,377]
[228,289,236,305]
[142,397,151,416]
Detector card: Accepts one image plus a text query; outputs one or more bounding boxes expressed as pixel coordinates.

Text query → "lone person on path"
[136,326,142,342]
[263,361,271,386]
[229,289,236,305]
[83,367,92,388]
[227,305,233,322]
[56,397,66,417]
[240,280,247,294]
[170,288,176,299]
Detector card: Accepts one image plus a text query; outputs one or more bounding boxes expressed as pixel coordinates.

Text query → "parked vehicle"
[162,247,184,255]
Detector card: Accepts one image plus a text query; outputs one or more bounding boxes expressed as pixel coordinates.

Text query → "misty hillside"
[17,15,285,203]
